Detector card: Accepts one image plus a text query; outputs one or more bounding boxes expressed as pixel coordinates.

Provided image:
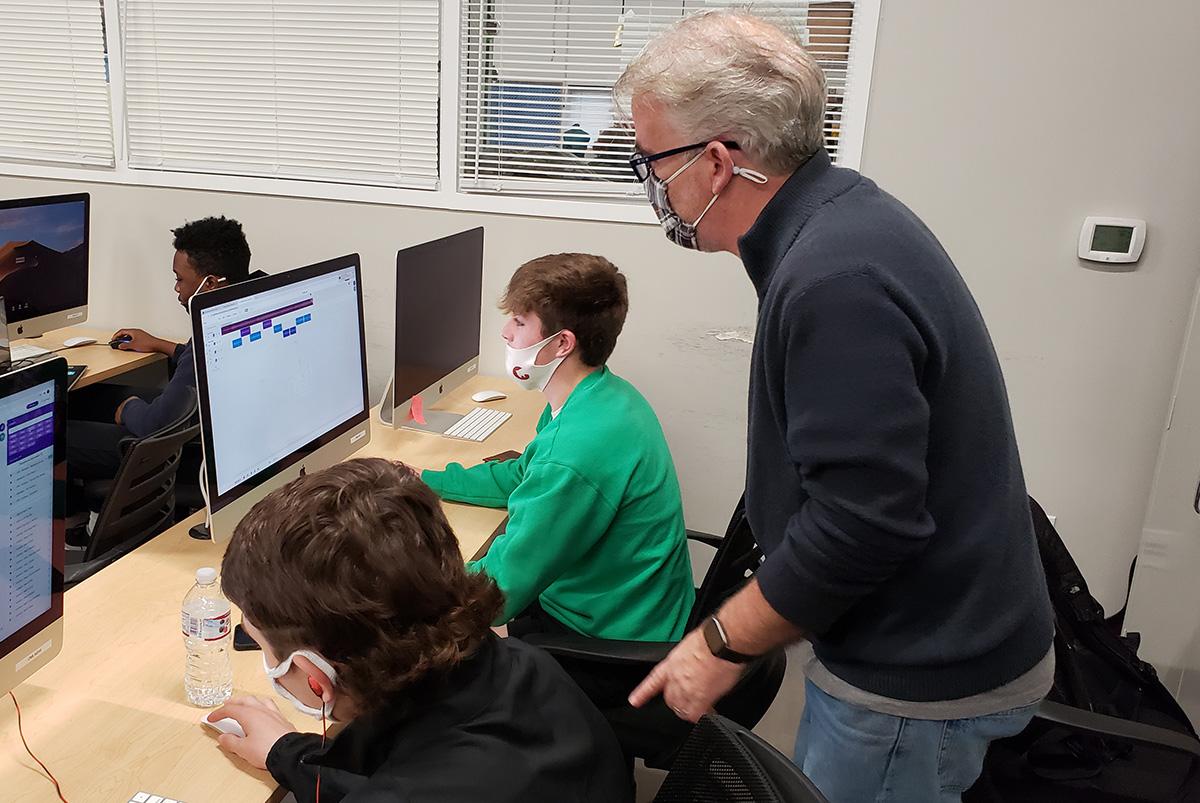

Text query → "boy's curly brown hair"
[220,457,503,711]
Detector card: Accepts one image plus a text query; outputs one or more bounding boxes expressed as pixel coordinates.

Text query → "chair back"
[652,714,828,803]
[689,495,764,628]
[84,394,199,562]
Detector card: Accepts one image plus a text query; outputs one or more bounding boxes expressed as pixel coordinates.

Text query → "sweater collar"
[737,149,855,297]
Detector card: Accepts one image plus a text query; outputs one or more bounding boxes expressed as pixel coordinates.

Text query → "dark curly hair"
[220,458,504,712]
[500,253,629,367]
[171,216,251,281]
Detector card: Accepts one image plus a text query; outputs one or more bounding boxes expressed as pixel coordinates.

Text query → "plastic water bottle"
[182,567,233,707]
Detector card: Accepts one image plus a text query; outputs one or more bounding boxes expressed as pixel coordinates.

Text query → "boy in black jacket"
[207,457,632,803]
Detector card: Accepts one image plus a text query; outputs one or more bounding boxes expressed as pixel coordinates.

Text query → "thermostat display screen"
[1091,225,1134,254]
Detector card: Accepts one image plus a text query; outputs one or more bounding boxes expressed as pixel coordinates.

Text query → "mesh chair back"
[653,715,827,803]
[84,394,198,561]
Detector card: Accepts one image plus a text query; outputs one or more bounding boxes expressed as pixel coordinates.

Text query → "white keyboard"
[10,343,50,360]
[444,406,511,442]
[128,793,186,803]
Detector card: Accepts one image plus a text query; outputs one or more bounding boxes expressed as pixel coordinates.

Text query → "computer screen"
[393,228,484,403]
[191,255,370,525]
[0,358,66,695]
[0,194,89,337]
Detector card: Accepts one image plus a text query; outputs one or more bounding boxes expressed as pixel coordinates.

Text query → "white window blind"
[0,0,115,167]
[458,0,861,200]
[120,0,440,189]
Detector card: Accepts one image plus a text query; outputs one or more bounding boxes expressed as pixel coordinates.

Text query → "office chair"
[523,496,788,769]
[65,393,199,587]
[172,436,205,521]
[653,714,828,803]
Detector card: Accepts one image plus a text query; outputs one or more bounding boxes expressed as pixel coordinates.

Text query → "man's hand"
[205,696,298,770]
[628,627,746,723]
[111,328,173,355]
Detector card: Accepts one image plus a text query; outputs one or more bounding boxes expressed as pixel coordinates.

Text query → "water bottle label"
[182,609,231,641]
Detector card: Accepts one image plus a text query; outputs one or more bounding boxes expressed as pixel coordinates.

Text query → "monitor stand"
[377,376,465,435]
[401,410,464,436]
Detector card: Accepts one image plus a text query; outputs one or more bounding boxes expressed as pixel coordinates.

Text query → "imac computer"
[0,358,67,696]
[190,254,371,541]
[0,194,89,339]
[379,228,489,434]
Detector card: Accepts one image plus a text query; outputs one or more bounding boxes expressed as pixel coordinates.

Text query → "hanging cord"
[199,457,213,533]
[8,691,70,803]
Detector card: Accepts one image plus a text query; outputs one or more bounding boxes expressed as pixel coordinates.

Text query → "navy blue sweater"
[740,150,1053,702]
[120,340,194,437]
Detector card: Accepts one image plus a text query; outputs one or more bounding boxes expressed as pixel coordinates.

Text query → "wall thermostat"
[1078,216,1146,264]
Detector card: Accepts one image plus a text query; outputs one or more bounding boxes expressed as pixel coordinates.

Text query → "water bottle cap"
[196,567,218,585]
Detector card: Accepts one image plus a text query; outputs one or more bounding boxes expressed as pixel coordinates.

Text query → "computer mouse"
[62,336,96,348]
[109,334,133,349]
[200,713,246,738]
[472,390,507,403]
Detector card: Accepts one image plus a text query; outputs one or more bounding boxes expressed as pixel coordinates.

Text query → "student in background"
[208,458,632,803]
[68,216,261,479]
[421,254,694,705]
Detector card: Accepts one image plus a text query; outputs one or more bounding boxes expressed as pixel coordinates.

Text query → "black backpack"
[966,497,1200,802]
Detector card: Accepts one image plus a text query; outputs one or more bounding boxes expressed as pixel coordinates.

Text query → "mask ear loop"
[732,165,769,184]
[308,676,325,803]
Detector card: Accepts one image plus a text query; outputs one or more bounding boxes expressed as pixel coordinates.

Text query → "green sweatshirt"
[422,367,694,641]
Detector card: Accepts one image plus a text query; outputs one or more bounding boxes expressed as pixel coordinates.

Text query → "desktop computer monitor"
[0,194,89,339]
[0,358,67,696]
[379,228,484,432]
[190,254,371,541]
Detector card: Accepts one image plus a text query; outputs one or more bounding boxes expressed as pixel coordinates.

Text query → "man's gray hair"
[614,9,827,175]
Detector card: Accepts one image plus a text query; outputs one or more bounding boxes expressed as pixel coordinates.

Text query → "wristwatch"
[701,616,756,664]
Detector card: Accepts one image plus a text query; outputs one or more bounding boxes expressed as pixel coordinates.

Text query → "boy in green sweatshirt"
[422,254,694,665]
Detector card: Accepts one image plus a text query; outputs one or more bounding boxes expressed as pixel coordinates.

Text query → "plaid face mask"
[644,150,768,250]
[644,150,717,251]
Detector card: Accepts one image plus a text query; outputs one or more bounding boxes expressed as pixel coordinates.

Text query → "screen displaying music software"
[0,379,55,644]
[198,267,364,495]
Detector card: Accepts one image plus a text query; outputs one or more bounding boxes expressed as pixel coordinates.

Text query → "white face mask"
[505,331,567,392]
[185,274,225,312]
[263,649,338,721]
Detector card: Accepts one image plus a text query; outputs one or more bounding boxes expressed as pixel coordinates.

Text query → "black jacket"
[739,149,1054,702]
[266,636,632,802]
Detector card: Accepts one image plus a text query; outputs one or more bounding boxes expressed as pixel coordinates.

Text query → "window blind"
[120,0,440,188]
[458,0,859,201]
[0,0,115,167]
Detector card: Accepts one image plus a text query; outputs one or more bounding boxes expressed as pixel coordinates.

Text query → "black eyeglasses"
[628,140,740,182]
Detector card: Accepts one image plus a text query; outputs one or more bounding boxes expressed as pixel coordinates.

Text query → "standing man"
[616,11,1053,802]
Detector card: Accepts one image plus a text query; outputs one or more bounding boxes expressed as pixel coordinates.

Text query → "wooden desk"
[15,326,166,391]
[1,377,540,802]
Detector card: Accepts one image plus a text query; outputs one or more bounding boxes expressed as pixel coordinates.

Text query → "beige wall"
[859,1,1200,610]
[4,0,1200,608]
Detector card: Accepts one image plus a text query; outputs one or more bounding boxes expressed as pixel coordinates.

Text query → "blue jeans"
[794,678,1038,803]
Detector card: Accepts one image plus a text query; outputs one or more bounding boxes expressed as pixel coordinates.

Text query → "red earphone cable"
[9,691,70,803]
[317,705,326,803]
[309,676,326,803]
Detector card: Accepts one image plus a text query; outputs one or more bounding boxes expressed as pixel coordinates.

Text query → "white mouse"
[200,713,246,738]
[62,336,97,348]
[472,390,508,403]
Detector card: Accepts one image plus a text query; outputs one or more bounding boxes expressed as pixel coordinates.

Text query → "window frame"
[0,0,880,225]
